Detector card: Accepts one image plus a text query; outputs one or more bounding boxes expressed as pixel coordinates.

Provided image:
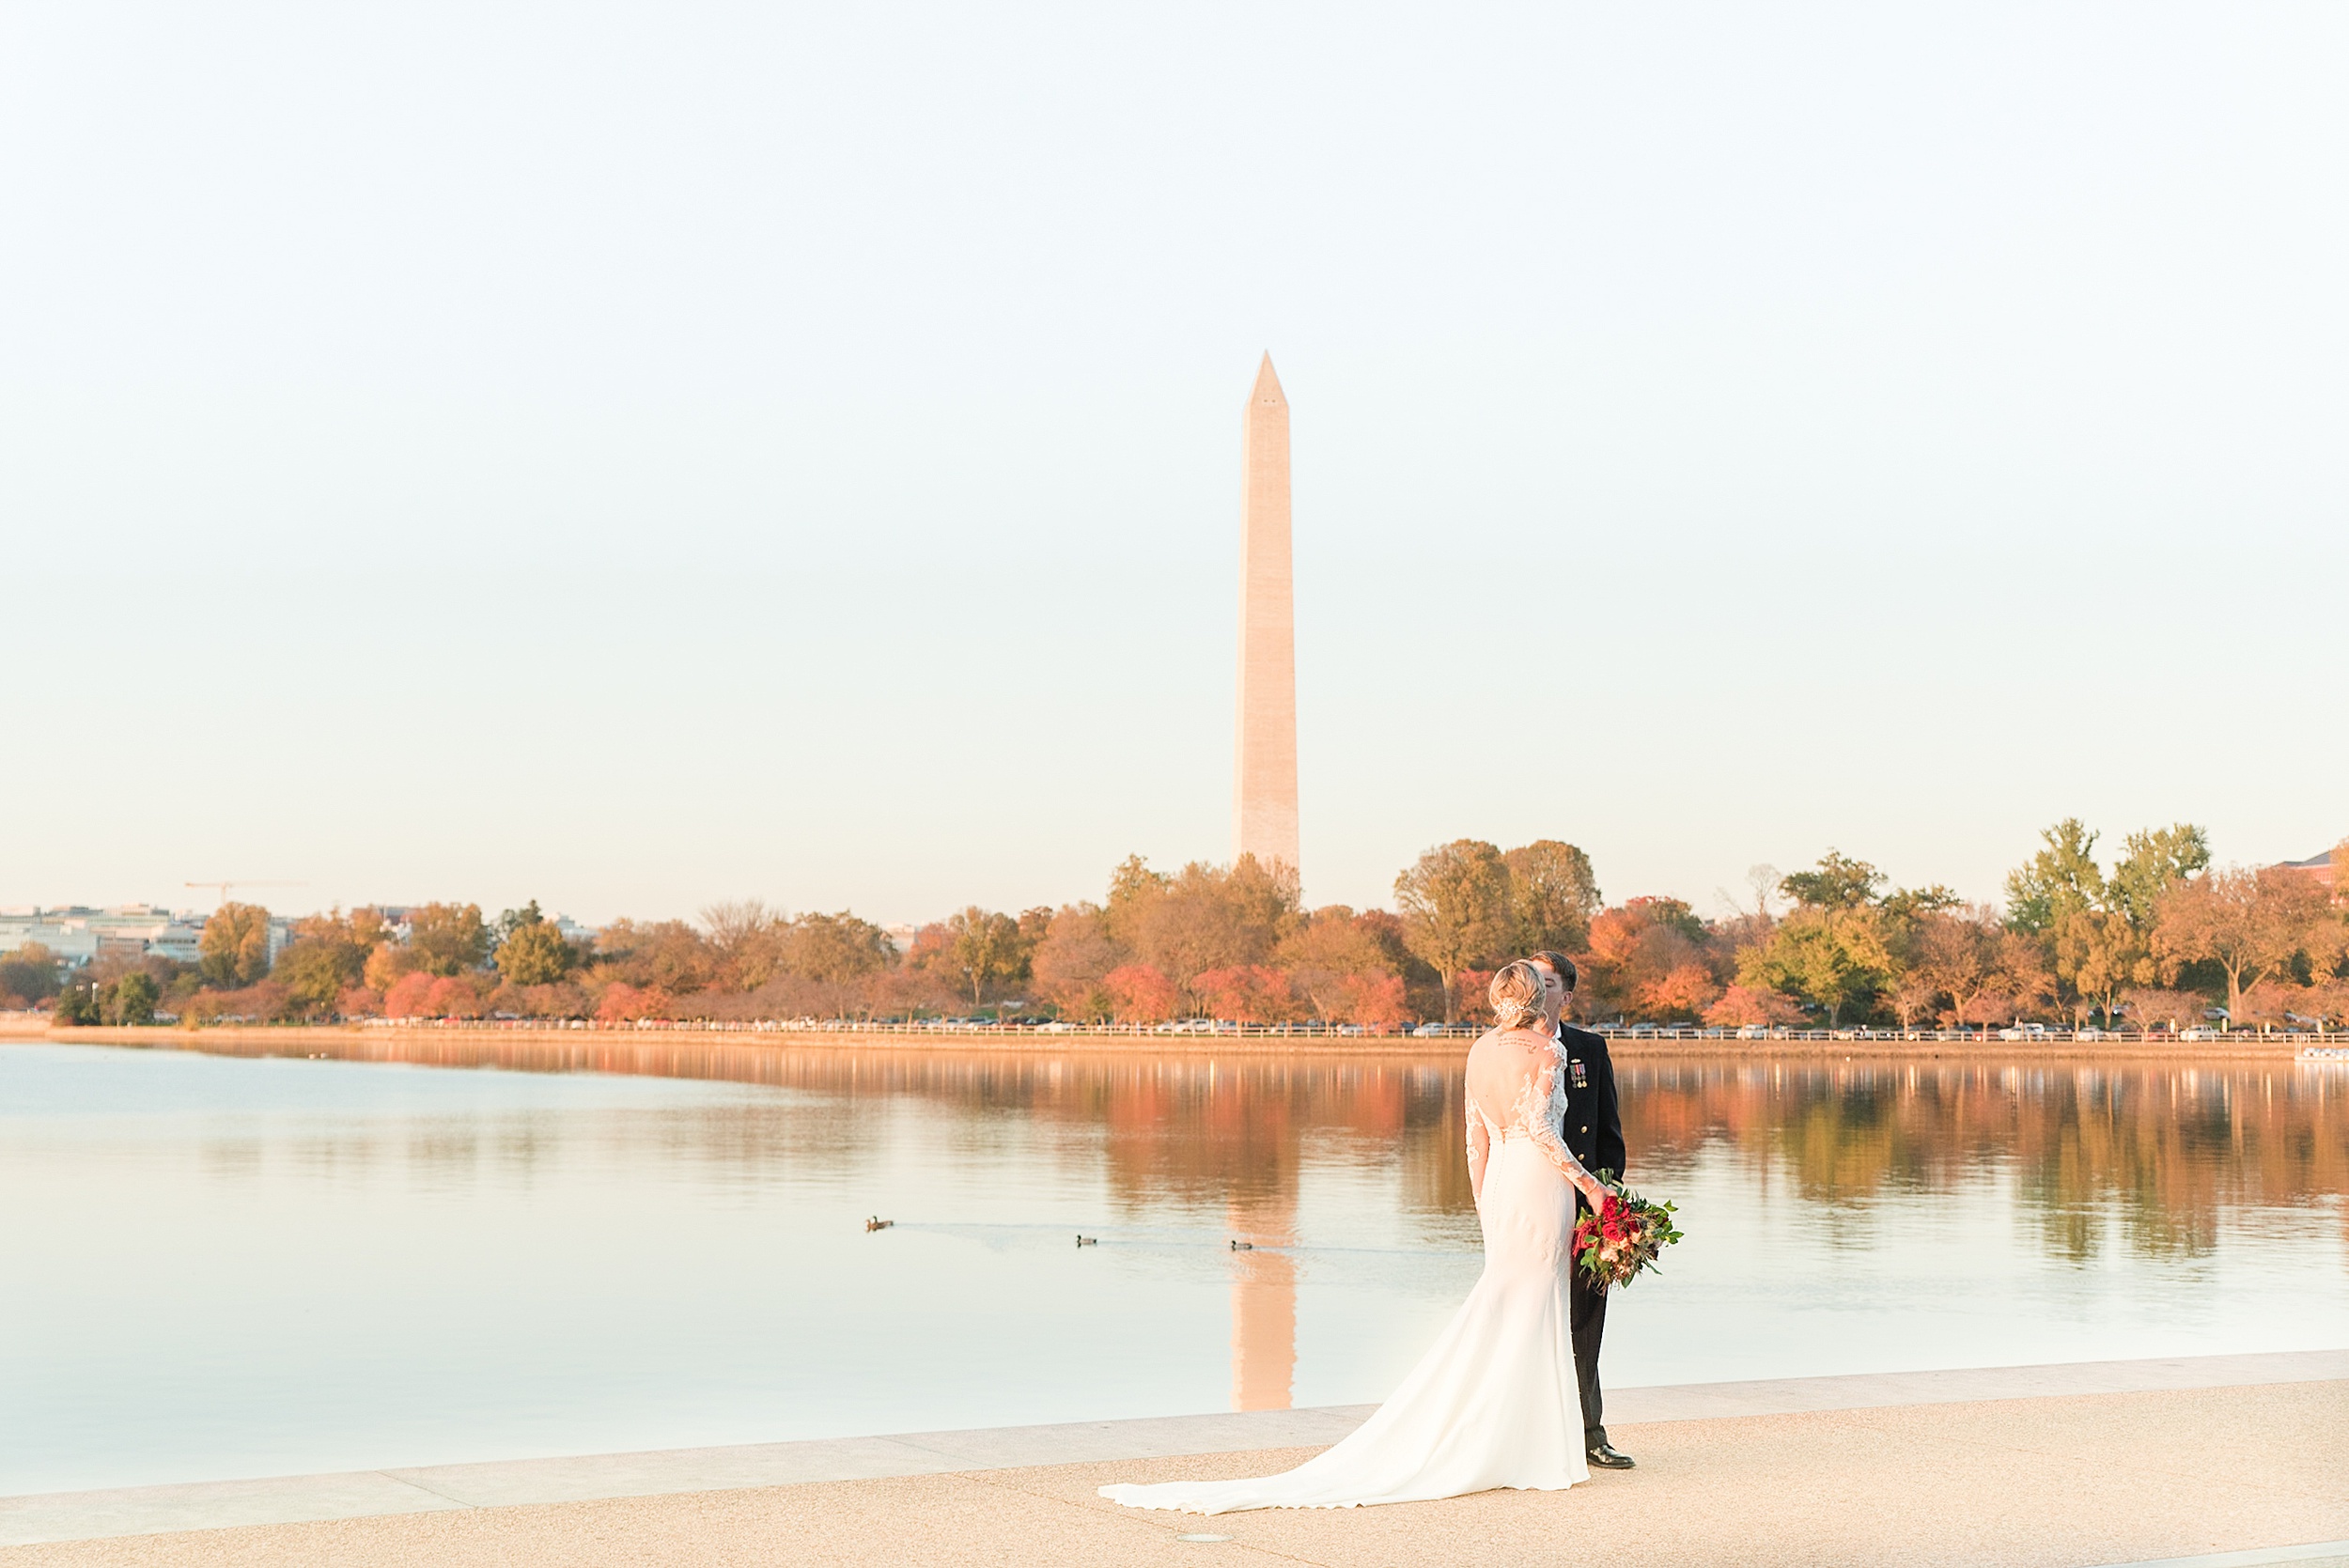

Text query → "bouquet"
[1572,1178,1683,1293]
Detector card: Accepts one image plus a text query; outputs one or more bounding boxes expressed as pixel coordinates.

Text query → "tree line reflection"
[166,1036,2346,1263]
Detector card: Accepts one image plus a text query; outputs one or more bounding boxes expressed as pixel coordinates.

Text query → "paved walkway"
[5,1354,2343,1567]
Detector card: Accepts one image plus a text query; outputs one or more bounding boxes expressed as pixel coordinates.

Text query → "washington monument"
[1234,353,1299,881]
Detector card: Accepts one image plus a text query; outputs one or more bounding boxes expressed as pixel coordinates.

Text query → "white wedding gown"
[1099,1036,1591,1514]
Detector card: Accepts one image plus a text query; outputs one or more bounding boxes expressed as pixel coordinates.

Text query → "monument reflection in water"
[4,1037,2343,1495]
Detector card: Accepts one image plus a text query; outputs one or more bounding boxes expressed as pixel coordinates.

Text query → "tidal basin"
[2,1039,2343,1498]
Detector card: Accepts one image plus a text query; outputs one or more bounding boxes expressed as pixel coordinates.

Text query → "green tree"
[273,908,381,1013]
[2108,824,2211,931]
[198,903,274,986]
[1879,884,1962,922]
[1502,840,1601,955]
[494,900,546,948]
[107,971,160,1026]
[946,907,1024,1006]
[1394,839,1515,1022]
[407,904,490,975]
[2004,819,2106,934]
[1780,851,1886,910]
[494,921,578,986]
[1738,906,1890,1027]
[276,940,359,1013]
[54,977,101,1025]
[2052,906,2140,1027]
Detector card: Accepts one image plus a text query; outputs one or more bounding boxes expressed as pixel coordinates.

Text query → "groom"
[1529,950,1634,1470]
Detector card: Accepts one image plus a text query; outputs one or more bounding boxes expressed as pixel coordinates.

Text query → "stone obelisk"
[1234,353,1300,881]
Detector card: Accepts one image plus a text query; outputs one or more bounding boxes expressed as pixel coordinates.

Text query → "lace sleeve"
[1465,1091,1491,1203]
[1513,1049,1595,1189]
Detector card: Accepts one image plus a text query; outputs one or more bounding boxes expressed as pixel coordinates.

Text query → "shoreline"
[5,1020,2324,1062]
[3,1351,2341,1555]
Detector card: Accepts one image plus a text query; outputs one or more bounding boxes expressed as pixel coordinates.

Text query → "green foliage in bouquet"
[1572,1173,1684,1293]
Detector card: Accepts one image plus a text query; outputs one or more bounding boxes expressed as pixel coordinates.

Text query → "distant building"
[2277,849,2338,888]
[884,923,920,955]
[0,907,213,969]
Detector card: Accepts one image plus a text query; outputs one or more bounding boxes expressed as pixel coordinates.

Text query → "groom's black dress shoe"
[1585,1441,1635,1469]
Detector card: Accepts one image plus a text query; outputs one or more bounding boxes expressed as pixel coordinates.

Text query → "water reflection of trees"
[160,1037,2345,1260]
[1624,1060,2349,1259]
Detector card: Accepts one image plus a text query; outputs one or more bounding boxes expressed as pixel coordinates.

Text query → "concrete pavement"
[4,1354,2342,1567]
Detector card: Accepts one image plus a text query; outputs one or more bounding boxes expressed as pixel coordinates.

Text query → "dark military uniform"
[1554,1020,1624,1449]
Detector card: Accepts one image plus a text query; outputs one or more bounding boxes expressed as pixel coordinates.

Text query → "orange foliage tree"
[1193,966,1299,1023]
[2153,866,2333,1027]
[1105,964,1178,1023]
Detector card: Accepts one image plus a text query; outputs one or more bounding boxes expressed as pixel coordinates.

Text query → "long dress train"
[1098,1040,1590,1514]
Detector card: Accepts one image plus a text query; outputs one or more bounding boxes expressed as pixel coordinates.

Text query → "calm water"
[3,1039,2344,1495]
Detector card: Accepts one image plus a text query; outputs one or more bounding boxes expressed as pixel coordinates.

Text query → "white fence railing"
[338,1017,2349,1046]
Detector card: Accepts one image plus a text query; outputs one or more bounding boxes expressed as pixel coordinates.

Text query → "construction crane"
[184,880,306,908]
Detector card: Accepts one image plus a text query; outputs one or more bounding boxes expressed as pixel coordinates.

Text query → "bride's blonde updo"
[1488,960,1548,1030]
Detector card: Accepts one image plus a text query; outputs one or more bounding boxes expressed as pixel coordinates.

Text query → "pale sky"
[5,3,2344,927]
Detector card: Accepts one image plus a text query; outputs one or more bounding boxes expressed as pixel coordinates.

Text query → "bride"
[1099,959,1610,1514]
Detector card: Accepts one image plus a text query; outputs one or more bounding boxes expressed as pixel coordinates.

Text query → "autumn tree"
[1100,855,1172,952]
[1582,897,1716,1023]
[1102,854,1300,1013]
[1194,965,1299,1023]
[1394,839,1514,1022]
[0,942,62,1005]
[1503,841,1601,955]
[2121,988,2208,1032]
[701,900,787,990]
[2153,866,2332,1027]
[1031,904,1123,1021]
[780,911,894,1017]
[1702,985,1804,1030]
[407,904,490,975]
[1278,908,1402,1025]
[198,902,273,987]
[1906,907,2000,1028]
[1104,964,1178,1023]
[592,919,714,994]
